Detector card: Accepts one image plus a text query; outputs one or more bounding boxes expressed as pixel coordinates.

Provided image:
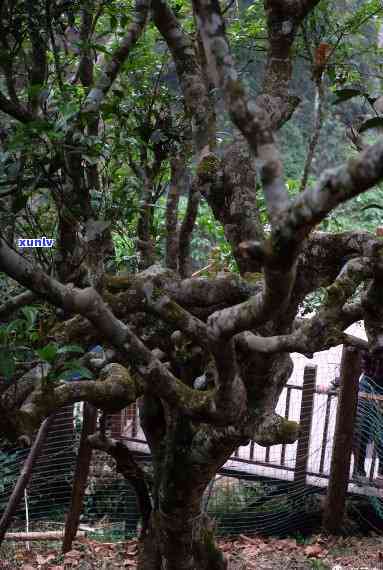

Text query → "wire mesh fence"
[1,344,383,552]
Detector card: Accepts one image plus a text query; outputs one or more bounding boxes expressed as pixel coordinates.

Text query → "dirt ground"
[1,533,383,569]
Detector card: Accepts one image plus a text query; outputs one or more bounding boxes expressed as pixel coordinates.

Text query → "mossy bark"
[137,510,226,570]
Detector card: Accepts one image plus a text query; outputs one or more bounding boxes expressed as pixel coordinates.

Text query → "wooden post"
[293,365,317,487]
[62,403,97,553]
[0,416,54,546]
[322,346,361,534]
[110,411,122,439]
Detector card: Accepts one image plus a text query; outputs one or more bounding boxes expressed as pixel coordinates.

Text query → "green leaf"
[0,350,15,379]
[83,155,99,166]
[332,88,363,104]
[57,344,85,355]
[6,319,23,335]
[110,14,118,30]
[61,367,93,381]
[358,116,383,133]
[37,343,58,363]
[93,43,112,55]
[21,306,38,329]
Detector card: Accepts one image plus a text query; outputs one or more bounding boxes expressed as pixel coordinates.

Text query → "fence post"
[322,346,361,534]
[293,365,317,487]
[62,403,97,553]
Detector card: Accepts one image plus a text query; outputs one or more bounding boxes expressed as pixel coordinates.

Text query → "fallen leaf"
[304,544,323,557]
[36,553,56,565]
[281,538,297,549]
[64,549,82,559]
[238,535,260,545]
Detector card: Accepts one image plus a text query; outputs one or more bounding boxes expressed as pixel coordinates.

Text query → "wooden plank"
[293,365,317,487]
[319,394,333,474]
[281,387,292,466]
[132,403,138,438]
[226,456,294,471]
[249,441,255,460]
[323,346,361,534]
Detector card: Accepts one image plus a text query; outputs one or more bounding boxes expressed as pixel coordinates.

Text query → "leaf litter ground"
[1,534,383,569]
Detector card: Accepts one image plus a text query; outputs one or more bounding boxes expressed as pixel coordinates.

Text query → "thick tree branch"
[214,139,383,339]
[102,268,260,316]
[361,243,383,354]
[165,156,184,271]
[152,1,212,152]
[193,0,290,224]
[0,239,231,424]
[0,91,33,123]
[137,177,156,270]
[253,413,300,446]
[0,290,37,320]
[178,180,200,278]
[299,80,324,192]
[78,0,95,88]
[143,283,210,348]
[278,138,383,248]
[207,256,297,339]
[260,0,319,128]
[26,0,48,112]
[88,432,153,534]
[16,364,139,435]
[82,0,150,114]
[236,256,373,355]
[199,139,264,274]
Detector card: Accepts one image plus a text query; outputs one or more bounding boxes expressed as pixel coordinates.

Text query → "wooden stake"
[322,346,361,534]
[293,365,317,488]
[62,403,97,553]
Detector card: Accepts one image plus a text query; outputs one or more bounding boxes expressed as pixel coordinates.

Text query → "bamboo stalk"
[3,531,85,541]
[191,262,214,277]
